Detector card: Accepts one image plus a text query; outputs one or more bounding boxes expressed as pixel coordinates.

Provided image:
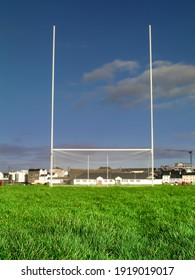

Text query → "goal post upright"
[149,25,154,186]
[50,25,55,187]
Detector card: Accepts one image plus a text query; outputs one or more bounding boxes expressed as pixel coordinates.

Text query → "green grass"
[0,185,194,260]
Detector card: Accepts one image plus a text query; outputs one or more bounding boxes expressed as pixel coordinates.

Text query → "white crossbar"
[53,148,151,152]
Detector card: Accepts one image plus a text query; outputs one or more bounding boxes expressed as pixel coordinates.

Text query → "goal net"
[52,148,152,185]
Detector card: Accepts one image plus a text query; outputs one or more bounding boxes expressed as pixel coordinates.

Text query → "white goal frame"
[50,25,154,186]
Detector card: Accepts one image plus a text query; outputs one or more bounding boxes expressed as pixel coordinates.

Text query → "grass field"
[0,184,194,260]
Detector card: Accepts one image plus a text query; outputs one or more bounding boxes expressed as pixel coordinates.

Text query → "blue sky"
[1,0,195,171]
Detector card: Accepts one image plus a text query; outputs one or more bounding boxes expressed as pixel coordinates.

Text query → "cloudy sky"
[1,0,195,171]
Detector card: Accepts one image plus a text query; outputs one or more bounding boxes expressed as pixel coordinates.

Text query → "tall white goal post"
[50,25,55,186]
[50,25,154,186]
[149,25,154,185]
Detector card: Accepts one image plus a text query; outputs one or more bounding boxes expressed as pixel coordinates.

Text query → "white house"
[162,175,170,184]
[9,170,28,183]
[28,169,48,184]
[0,172,4,180]
[47,172,65,185]
[182,174,195,184]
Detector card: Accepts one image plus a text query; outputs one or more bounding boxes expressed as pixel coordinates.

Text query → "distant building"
[9,170,28,184]
[0,172,9,185]
[28,169,47,184]
[0,172,3,180]
[72,170,162,186]
[182,173,195,184]
[47,172,66,185]
[52,167,68,177]
[27,168,67,185]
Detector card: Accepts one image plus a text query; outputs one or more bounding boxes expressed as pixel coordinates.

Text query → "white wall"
[9,171,27,183]
[120,179,162,185]
[73,179,97,185]
[39,169,48,176]
[73,178,162,185]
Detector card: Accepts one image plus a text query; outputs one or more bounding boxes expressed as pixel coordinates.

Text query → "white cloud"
[152,62,195,98]
[100,60,195,108]
[72,59,195,109]
[153,60,172,68]
[83,59,139,82]
[102,70,149,107]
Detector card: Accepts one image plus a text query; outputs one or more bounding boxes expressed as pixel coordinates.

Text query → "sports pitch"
[0,185,194,260]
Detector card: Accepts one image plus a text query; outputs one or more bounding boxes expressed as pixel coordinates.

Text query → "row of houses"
[0,167,68,185]
[1,164,195,186]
